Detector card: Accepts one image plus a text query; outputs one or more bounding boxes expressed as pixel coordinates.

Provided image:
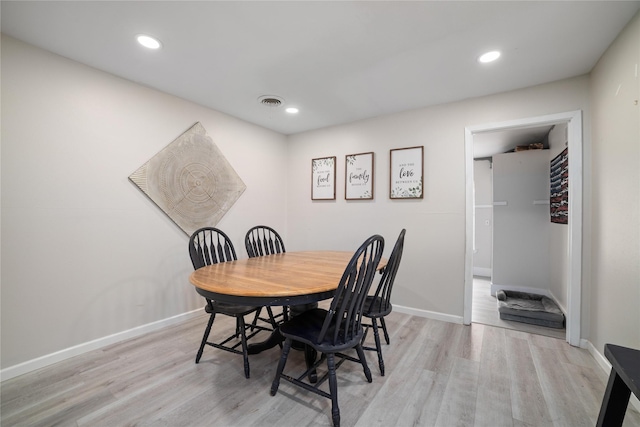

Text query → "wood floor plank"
[362,313,425,376]
[1,381,116,427]
[355,315,436,426]
[2,309,640,426]
[420,320,464,374]
[474,325,514,427]
[456,322,485,362]
[395,369,446,427]
[434,356,479,426]
[530,344,593,426]
[505,335,553,425]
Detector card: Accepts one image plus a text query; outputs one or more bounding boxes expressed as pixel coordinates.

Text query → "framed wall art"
[345,152,374,200]
[311,156,336,200]
[390,146,423,199]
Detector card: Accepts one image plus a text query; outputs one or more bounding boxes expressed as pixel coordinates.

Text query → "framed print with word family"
[345,152,374,200]
[311,156,336,200]
[389,146,423,199]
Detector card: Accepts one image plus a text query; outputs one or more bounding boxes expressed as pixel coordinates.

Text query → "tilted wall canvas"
[129,122,246,236]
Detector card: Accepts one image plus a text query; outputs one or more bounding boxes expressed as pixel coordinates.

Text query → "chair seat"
[280,308,364,353]
[207,301,260,316]
[363,296,392,318]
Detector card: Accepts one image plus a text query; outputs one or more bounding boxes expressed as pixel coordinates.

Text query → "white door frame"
[463,110,583,346]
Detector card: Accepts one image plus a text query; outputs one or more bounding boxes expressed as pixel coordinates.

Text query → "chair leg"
[361,324,370,344]
[266,306,278,329]
[371,320,385,376]
[326,353,340,427]
[355,343,372,383]
[251,307,278,331]
[250,307,262,331]
[235,317,243,338]
[271,338,292,395]
[196,312,216,363]
[380,317,390,345]
[238,315,250,379]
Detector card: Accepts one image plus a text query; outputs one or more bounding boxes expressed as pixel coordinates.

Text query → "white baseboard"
[473,267,492,277]
[548,290,568,316]
[584,340,640,413]
[393,304,464,324]
[1,309,203,382]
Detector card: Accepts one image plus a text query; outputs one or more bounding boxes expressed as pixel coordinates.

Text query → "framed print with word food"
[311,156,336,200]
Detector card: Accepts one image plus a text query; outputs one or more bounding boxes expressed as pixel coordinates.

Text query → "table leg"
[247,303,319,383]
[596,370,631,427]
[290,303,319,382]
[247,328,285,355]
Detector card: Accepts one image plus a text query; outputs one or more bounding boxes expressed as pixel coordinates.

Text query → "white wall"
[473,160,492,276]
[1,35,289,369]
[287,76,591,321]
[588,12,640,353]
[492,150,551,293]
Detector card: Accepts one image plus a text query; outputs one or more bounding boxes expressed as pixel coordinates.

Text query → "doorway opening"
[463,111,583,346]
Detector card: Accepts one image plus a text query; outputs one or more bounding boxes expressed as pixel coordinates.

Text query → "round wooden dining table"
[189,250,387,306]
[189,250,387,355]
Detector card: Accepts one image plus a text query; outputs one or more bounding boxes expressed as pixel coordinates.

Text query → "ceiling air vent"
[258,95,284,107]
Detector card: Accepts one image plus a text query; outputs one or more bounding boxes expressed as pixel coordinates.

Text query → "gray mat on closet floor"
[496,290,565,329]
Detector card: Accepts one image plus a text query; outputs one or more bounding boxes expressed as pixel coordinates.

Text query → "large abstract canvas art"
[129,122,246,236]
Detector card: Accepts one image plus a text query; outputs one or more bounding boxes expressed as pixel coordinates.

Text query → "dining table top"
[189,250,387,306]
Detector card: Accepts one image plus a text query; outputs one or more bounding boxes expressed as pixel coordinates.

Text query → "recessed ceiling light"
[137,34,161,49]
[286,107,299,114]
[478,50,501,63]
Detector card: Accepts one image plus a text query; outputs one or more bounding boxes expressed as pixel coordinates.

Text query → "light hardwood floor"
[471,277,566,340]
[2,308,639,426]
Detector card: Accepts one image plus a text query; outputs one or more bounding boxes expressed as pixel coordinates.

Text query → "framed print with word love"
[390,146,423,199]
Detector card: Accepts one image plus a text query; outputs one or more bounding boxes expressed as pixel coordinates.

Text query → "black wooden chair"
[245,225,289,325]
[245,225,285,258]
[361,229,406,376]
[189,227,272,379]
[270,234,385,427]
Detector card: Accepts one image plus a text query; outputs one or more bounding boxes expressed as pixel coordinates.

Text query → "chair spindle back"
[366,229,405,315]
[318,235,384,346]
[189,227,237,270]
[245,225,285,258]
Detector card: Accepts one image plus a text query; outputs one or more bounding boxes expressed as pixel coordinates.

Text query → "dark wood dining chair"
[189,227,272,379]
[245,225,285,257]
[245,225,289,325]
[270,234,385,427]
[361,228,406,376]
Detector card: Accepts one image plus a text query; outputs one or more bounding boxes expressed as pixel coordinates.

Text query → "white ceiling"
[2,1,639,138]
